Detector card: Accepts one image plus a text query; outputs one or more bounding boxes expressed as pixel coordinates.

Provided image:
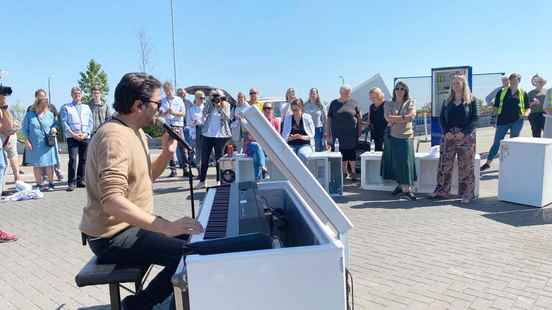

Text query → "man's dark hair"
[114,73,161,114]
[91,86,101,92]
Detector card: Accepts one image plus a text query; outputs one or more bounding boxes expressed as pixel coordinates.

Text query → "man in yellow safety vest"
[481,73,529,171]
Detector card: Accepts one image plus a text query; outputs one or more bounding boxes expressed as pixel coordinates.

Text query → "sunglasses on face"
[263,107,272,111]
[249,92,257,95]
[395,87,406,91]
[0,106,8,110]
[291,108,300,112]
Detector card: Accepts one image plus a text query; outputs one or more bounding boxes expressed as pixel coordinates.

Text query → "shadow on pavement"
[337,185,533,214]
[482,206,552,227]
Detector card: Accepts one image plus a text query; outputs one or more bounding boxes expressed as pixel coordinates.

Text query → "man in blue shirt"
[159,82,188,177]
[60,86,93,191]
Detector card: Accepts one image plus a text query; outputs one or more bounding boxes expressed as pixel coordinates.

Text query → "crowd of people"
[0,69,550,308]
[2,72,551,243]
[0,85,111,242]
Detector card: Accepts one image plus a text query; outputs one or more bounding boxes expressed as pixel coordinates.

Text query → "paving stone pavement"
[2,122,552,310]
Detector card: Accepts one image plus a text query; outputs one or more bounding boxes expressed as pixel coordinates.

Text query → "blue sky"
[2,0,551,109]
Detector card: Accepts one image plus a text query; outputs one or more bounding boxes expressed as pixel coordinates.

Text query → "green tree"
[11,100,27,123]
[78,59,109,103]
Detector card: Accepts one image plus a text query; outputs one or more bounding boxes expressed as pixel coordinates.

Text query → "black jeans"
[529,112,545,138]
[87,227,188,309]
[67,138,89,185]
[199,136,229,182]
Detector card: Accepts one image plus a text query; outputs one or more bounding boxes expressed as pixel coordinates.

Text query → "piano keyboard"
[203,185,231,240]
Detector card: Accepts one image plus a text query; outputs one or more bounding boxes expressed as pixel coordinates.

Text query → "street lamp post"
[48,76,53,104]
[170,0,177,88]
[339,75,345,85]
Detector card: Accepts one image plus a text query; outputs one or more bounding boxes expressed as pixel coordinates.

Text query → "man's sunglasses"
[141,99,162,109]
[249,92,257,95]
[0,105,8,110]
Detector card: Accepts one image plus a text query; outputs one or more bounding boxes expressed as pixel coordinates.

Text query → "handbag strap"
[35,111,50,139]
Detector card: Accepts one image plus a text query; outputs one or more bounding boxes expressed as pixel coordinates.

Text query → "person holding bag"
[22,97,58,191]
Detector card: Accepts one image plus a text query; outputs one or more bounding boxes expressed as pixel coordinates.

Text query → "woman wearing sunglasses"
[282,98,315,162]
[183,90,206,168]
[244,102,280,180]
[381,81,417,200]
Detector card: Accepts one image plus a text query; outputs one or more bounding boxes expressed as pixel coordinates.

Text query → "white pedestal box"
[360,151,480,196]
[306,151,343,196]
[416,153,480,196]
[544,114,552,138]
[498,137,552,207]
[360,151,397,191]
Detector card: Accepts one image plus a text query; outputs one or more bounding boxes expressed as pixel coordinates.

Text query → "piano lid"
[241,107,353,236]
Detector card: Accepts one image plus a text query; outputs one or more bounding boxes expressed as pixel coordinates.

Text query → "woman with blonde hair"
[22,97,59,191]
[184,90,206,168]
[304,88,327,151]
[279,88,297,118]
[432,75,480,203]
[231,91,248,152]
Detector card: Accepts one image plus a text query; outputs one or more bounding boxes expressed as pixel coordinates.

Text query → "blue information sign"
[431,66,473,145]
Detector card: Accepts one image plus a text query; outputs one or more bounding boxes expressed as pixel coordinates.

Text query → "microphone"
[155,117,193,151]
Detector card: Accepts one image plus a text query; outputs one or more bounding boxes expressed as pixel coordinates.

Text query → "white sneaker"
[15,180,32,192]
[196,181,205,189]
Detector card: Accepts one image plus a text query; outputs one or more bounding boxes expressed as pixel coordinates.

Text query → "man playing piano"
[79,73,204,310]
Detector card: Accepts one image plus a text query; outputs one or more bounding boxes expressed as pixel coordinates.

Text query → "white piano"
[172,106,354,310]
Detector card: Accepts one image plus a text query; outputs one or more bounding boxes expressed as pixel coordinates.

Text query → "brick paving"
[2,122,552,309]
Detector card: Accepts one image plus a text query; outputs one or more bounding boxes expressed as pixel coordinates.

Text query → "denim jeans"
[487,118,524,161]
[169,126,187,171]
[0,151,6,193]
[183,127,197,166]
[87,227,188,309]
[247,142,266,179]
[314,127,325,152]
[290,144,313,162]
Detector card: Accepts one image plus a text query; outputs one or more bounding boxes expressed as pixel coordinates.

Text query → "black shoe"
[76,182,86,188]
[391,186,403,196]
[480,163,490,172]
[183,170,192,177]
[48,183,55,191]
[67,184,75,192]
[401,192,417,201]
[169,170,177,178]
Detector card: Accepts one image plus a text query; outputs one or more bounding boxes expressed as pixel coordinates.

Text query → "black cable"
[346,268,355,310]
